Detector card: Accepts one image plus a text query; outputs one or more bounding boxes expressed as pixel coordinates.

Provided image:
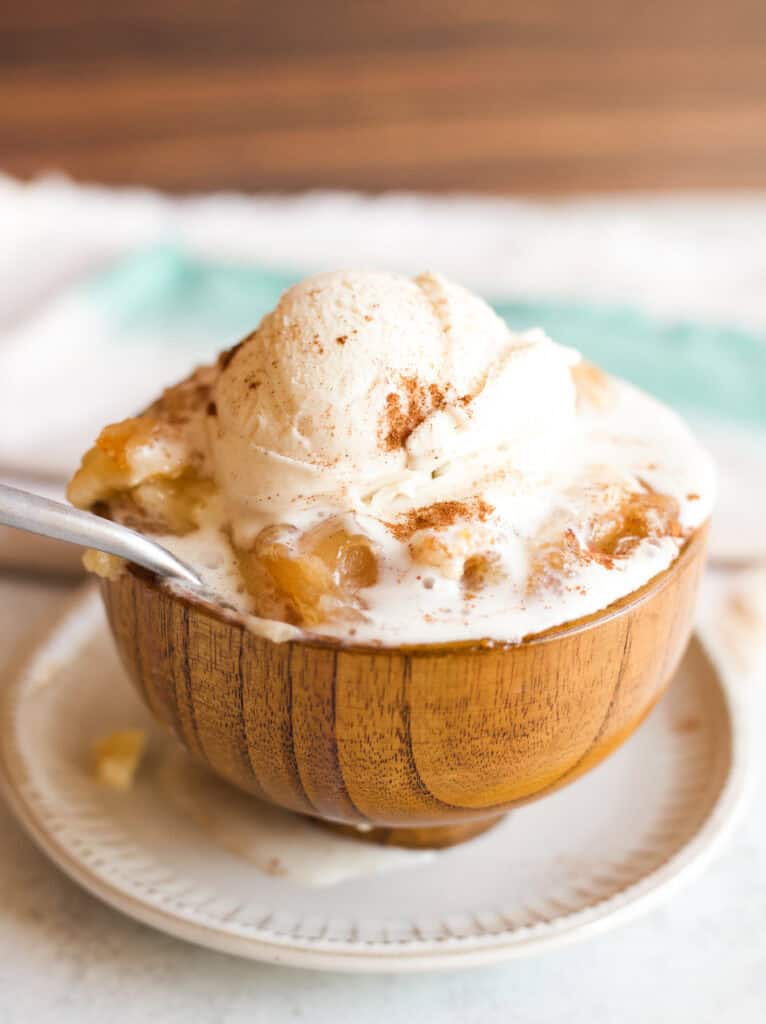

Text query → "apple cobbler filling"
[68,363,688,632]
[527,488,683,595]
[67,368,215,534]
[69,413,685,629]
[67,414,214,534]
[237,520,379,626]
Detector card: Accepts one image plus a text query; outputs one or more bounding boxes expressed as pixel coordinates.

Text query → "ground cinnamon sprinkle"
[146,366,215,427]
[387,498,494,540]
[218,336,249,371]
[428,382,443,405]
[381,376,448,451]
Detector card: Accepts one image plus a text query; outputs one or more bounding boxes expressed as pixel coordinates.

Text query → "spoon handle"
[0,483,201,587]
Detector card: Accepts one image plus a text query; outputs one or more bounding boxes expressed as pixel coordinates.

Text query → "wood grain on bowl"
[100,525,708,846]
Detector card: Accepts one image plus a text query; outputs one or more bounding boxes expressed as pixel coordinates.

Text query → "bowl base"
[320,815,506,849]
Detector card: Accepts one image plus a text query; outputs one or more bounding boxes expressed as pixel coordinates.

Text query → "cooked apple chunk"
[67,366,216,534]
[237,519,379,627]
[527,487,684,594]
[92,729,147,791]
[409,522,499,582]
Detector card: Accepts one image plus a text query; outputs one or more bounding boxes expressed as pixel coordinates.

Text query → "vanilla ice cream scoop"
[209,270,578,544]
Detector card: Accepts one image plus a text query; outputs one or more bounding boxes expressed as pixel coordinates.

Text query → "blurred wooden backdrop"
[3,0,766,193]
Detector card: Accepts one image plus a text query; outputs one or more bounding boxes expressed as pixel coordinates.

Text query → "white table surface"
[1,574,765,1024]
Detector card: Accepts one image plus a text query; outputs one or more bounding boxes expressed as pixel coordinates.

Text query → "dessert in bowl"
[69,271,715,847]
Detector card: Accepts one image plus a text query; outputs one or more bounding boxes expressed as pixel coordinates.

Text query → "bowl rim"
[118,523,708,658]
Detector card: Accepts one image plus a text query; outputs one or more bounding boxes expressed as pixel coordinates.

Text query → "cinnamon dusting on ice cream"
[387,499,494,541]
[381,377,449,451]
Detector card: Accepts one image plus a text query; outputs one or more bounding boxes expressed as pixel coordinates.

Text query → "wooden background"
[3,1,766,193]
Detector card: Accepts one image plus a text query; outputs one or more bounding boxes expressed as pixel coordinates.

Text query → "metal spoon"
[0,482,202,588]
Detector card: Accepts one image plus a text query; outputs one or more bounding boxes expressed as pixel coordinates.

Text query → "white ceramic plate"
[0,588,749,972]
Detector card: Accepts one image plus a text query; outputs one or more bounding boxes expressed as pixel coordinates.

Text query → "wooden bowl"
[99,524,708,847]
